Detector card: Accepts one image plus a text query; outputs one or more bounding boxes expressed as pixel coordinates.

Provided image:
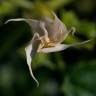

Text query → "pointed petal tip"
[80,39,91,45]
[28,64,39,87]
[5,19,20,24]
[71,27,76,36]
[5,20,10,24]
[4,18,27,24]
[25,40,40,87]
[5,19,21,24]
[67,39,91,48]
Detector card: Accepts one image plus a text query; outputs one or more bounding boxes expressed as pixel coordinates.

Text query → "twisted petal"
[5,18,47,37]
[5,13,73,44]
[42,12,69,43]
[39,40,90,53]
[25,33,41,87]
[38,44,69,53]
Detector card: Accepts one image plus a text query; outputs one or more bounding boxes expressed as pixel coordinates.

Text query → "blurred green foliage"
[0,0,96,96]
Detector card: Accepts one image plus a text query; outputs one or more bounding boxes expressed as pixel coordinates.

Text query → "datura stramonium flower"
[5,12,90,87]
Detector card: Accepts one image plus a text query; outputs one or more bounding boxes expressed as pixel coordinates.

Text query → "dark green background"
[0,0,96,96]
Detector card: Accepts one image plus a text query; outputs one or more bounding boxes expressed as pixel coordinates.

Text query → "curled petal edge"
[25,33,41,87]
[39,40,90,53]
[5,18,36,24]
[5,19,41,87]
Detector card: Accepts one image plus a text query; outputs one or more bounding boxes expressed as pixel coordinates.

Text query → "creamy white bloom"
[5,12,90,87]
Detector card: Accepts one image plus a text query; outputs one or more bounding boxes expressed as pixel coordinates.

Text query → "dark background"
[0,0,96,96]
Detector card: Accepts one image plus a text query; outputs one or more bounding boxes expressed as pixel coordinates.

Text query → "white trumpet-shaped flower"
[5,12,90,87]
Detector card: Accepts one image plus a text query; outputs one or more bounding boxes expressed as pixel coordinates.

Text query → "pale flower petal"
[39,40,90,53]
[5,11,90,87]
[25,33,41,87]
[38,44,69,53]
[42,12,68,43]
[5,18,47,37]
